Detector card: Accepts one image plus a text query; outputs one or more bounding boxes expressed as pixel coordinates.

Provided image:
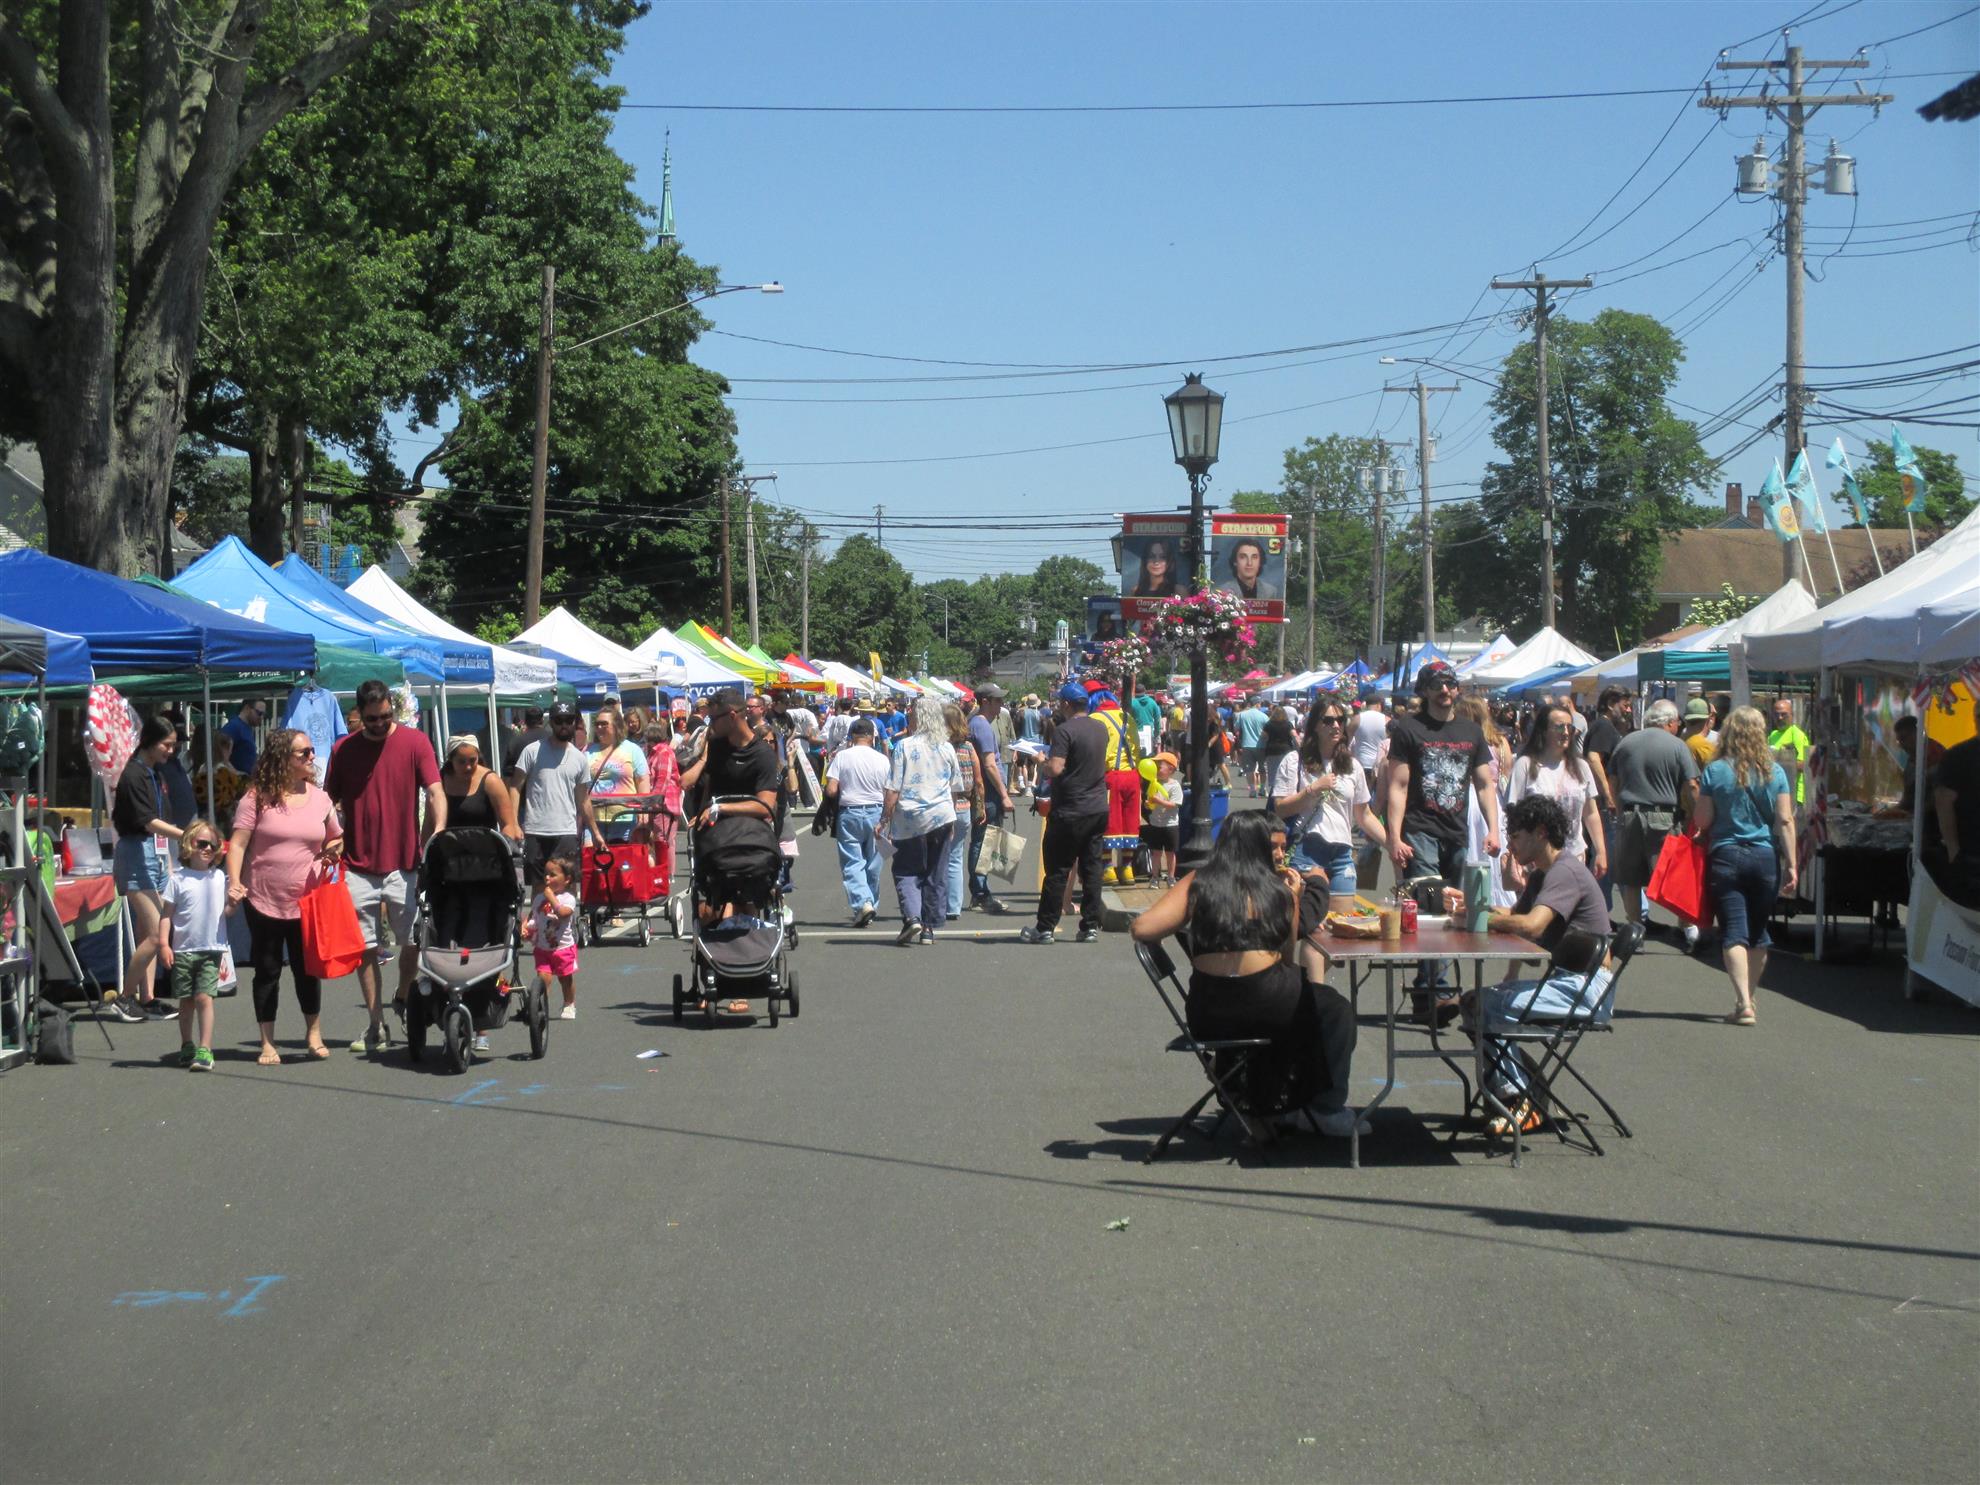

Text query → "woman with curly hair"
[227,727,343,1064]
[1688,705,1796,1026]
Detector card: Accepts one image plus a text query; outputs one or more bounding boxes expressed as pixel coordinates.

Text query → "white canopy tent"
[1467,627,1601,688]
[348,566,558,696]
[1743,505,1980,672]
[1919,584,1980,667]
[1262,667,1329,698]
[630,626,751,698]
[811,659,887,698]
[515,606,657,690]
[1454,631,1516,678]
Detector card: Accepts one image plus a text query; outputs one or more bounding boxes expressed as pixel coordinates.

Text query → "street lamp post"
[1164,372,1225,874]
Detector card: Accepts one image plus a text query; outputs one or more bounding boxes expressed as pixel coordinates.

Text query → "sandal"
[1726,1008,1757,1026]
[1486,1100,1543,1136]
[256,1046,283,1066]
[304,1041,332,1059]
[724,999,751,1015]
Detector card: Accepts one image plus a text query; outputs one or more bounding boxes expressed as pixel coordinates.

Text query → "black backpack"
[34,1000,76,1065]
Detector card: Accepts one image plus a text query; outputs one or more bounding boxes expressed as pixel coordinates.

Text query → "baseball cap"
[548,701,578,722]
[1415,660,1459,693]
[976,682,1007,700]
[1684,697,1712,720]
[1058,681,1090,706]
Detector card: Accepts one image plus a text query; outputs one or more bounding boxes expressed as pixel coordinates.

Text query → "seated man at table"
[1458,795,1613,1136]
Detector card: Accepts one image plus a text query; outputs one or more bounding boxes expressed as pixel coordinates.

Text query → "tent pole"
[1813,666,1829,963]
[200,670,216,824]
[1905,668,1928,1001]
[487,680,502,773]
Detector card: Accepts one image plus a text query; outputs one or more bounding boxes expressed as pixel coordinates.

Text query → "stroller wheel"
[787,969,800,1020]
[443,1004,473,1074]
[528,986,549,1059]
[638,918,653,947]
[671,973,685,1025]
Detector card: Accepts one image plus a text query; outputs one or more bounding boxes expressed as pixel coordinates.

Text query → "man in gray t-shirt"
[1606,698,1700,922]
[505,702,605,884]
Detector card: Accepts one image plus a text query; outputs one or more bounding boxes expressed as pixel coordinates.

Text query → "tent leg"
[1906,668,1929,1001]
[487,681,502,773]
[201,671,216,824]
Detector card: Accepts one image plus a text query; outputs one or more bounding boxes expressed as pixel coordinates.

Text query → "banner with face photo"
[1118,513,1190,619]
[1210,514,1288,621]
[1084,596,1125,645]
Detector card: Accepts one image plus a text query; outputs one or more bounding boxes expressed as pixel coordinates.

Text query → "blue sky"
[426,1,1980,585]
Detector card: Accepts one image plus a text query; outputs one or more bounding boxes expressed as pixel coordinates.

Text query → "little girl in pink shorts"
[526,855,580,1020]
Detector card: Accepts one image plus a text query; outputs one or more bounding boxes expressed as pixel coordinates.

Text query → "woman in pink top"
[226,727,343,1065]
[643,717,684,883]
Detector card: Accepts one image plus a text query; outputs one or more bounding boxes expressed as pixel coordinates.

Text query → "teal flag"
[1760,459,1799,542]
[1825,438,1867,525]
[1891,424,1928,514]
[1787,451,1826,534]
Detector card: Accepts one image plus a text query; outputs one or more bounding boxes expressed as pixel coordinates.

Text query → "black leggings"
[1188,962,1356,1111]
[245,903,322,1024]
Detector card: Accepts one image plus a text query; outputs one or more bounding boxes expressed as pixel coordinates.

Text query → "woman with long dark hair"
[1272,701,1385,915]
[1505,701,1605,890]
[110,714,188,1017]
[1131,812,1364,1138]
[1129,538,1179,599]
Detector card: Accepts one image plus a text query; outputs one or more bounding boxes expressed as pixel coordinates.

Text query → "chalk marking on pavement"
[113,1275,285,1318]
[1893,1296,1980,1314]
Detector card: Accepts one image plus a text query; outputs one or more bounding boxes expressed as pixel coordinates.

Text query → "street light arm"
[561,282,782,353]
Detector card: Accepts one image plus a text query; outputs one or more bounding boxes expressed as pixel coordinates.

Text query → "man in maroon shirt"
[325,679,446,1054]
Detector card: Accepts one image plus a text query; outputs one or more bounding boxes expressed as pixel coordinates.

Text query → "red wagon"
[579,792,677,946]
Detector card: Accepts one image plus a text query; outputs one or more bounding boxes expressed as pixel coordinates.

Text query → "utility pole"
[720,474,733,634]
[1384,374,1457,646]
[1304,506,1317,670]
[1361,441,1395,657]
[800,528,812,657]
[1703,42,1886,592]
[1491,270,1592,630]
[874,505,884,547]
[743,479,760,645]
[525,263,556,627]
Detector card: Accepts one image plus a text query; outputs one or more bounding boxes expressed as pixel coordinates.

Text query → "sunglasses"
[1317,716,1346,726]
[291,745,316,758]
[186,838,219,851]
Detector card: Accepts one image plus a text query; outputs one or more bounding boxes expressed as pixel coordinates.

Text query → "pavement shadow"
[1758,961,1980,1037]
[1045,1108,1466,1168]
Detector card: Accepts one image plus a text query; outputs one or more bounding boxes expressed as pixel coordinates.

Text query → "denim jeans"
[836,803,884,913]
[892,823,953,931]
[969,795,1005,904]
[1402,828,1468,989]
[947,812,971,921]
[1707,842,1778,950]
[1470,967,1614,1098]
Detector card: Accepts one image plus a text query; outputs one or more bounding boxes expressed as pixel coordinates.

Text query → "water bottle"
[1461,860,1494,933]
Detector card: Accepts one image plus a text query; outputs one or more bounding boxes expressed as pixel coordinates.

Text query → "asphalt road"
[4,803,1977,1483]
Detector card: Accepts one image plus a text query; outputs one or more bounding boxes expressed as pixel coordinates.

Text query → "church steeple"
[658,132,676,246]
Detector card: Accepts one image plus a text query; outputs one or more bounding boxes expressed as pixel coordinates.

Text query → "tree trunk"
[245,411,286,560]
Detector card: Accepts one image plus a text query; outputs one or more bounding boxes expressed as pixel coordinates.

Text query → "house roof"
[1656,527,1913,604]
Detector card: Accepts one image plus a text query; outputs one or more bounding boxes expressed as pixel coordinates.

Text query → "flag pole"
[1819,523,1844,597]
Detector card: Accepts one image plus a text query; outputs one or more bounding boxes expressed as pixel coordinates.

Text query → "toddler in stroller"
[672,799,800,1026]
[406,827,548,1072]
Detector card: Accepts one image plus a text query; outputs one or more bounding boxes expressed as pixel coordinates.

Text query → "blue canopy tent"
[0,548,316,674]
[176,537,442,681]
[1369,642,1453,692]
[0,613,94,689]
[1494,662,1586,697]
[277,556,493,683]
[505,642,620,701]
[1318,658,1374,691]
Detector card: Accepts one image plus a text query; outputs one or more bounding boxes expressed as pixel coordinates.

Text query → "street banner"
[1084,595,1124,643]
[1118,512,1189,619]
[1210,513,1289,623]
[1891,424,1928,513]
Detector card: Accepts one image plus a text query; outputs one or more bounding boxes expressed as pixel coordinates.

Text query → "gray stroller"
[406,827,548,1072]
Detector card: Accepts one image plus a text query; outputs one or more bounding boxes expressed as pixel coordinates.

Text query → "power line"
[616,70,1966,114]
[1864,4,1979,49]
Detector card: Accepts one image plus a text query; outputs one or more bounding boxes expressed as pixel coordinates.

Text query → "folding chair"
[1488,923,1642,1164]
[1135,938,1278,1162]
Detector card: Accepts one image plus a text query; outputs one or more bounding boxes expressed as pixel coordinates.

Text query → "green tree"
[1686,583,1767,627]
[807,535,921,669]
[1471,309,1715,647]
[0,0,434,574]
[1854,438,1971,530]
[1027,554,1108,637]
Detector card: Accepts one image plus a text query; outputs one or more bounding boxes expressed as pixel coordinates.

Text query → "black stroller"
[671,798,800,1028]
[407,827,548,1072]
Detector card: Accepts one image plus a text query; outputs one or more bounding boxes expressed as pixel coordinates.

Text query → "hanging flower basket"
[1139,591,1258,665]
[1087,634,1152,687]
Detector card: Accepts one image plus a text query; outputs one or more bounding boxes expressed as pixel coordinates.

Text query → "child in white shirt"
[159,824,232,1071]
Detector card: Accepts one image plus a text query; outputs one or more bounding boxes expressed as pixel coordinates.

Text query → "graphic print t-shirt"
[1387,712,1490,846]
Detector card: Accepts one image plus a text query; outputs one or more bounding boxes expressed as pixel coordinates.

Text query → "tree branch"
[0,16,84,185]
[233,0,426,165]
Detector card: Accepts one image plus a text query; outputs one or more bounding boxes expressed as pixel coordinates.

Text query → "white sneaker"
[472,1033,491,1052]
[1681,924,1700,954]
[1314,1107,1372,1139]
[558,1005,577,1021]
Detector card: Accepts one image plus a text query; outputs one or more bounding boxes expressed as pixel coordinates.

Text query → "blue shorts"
[112,835,167,895]
[1290,835,1356,899]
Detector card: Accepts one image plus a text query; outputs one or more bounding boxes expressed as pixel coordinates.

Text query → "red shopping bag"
[1647,831,1708,926]
[298,868,367,979]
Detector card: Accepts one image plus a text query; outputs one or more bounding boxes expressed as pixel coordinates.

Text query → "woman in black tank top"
[1131,812,1363,1135]
[441,734,522,838]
